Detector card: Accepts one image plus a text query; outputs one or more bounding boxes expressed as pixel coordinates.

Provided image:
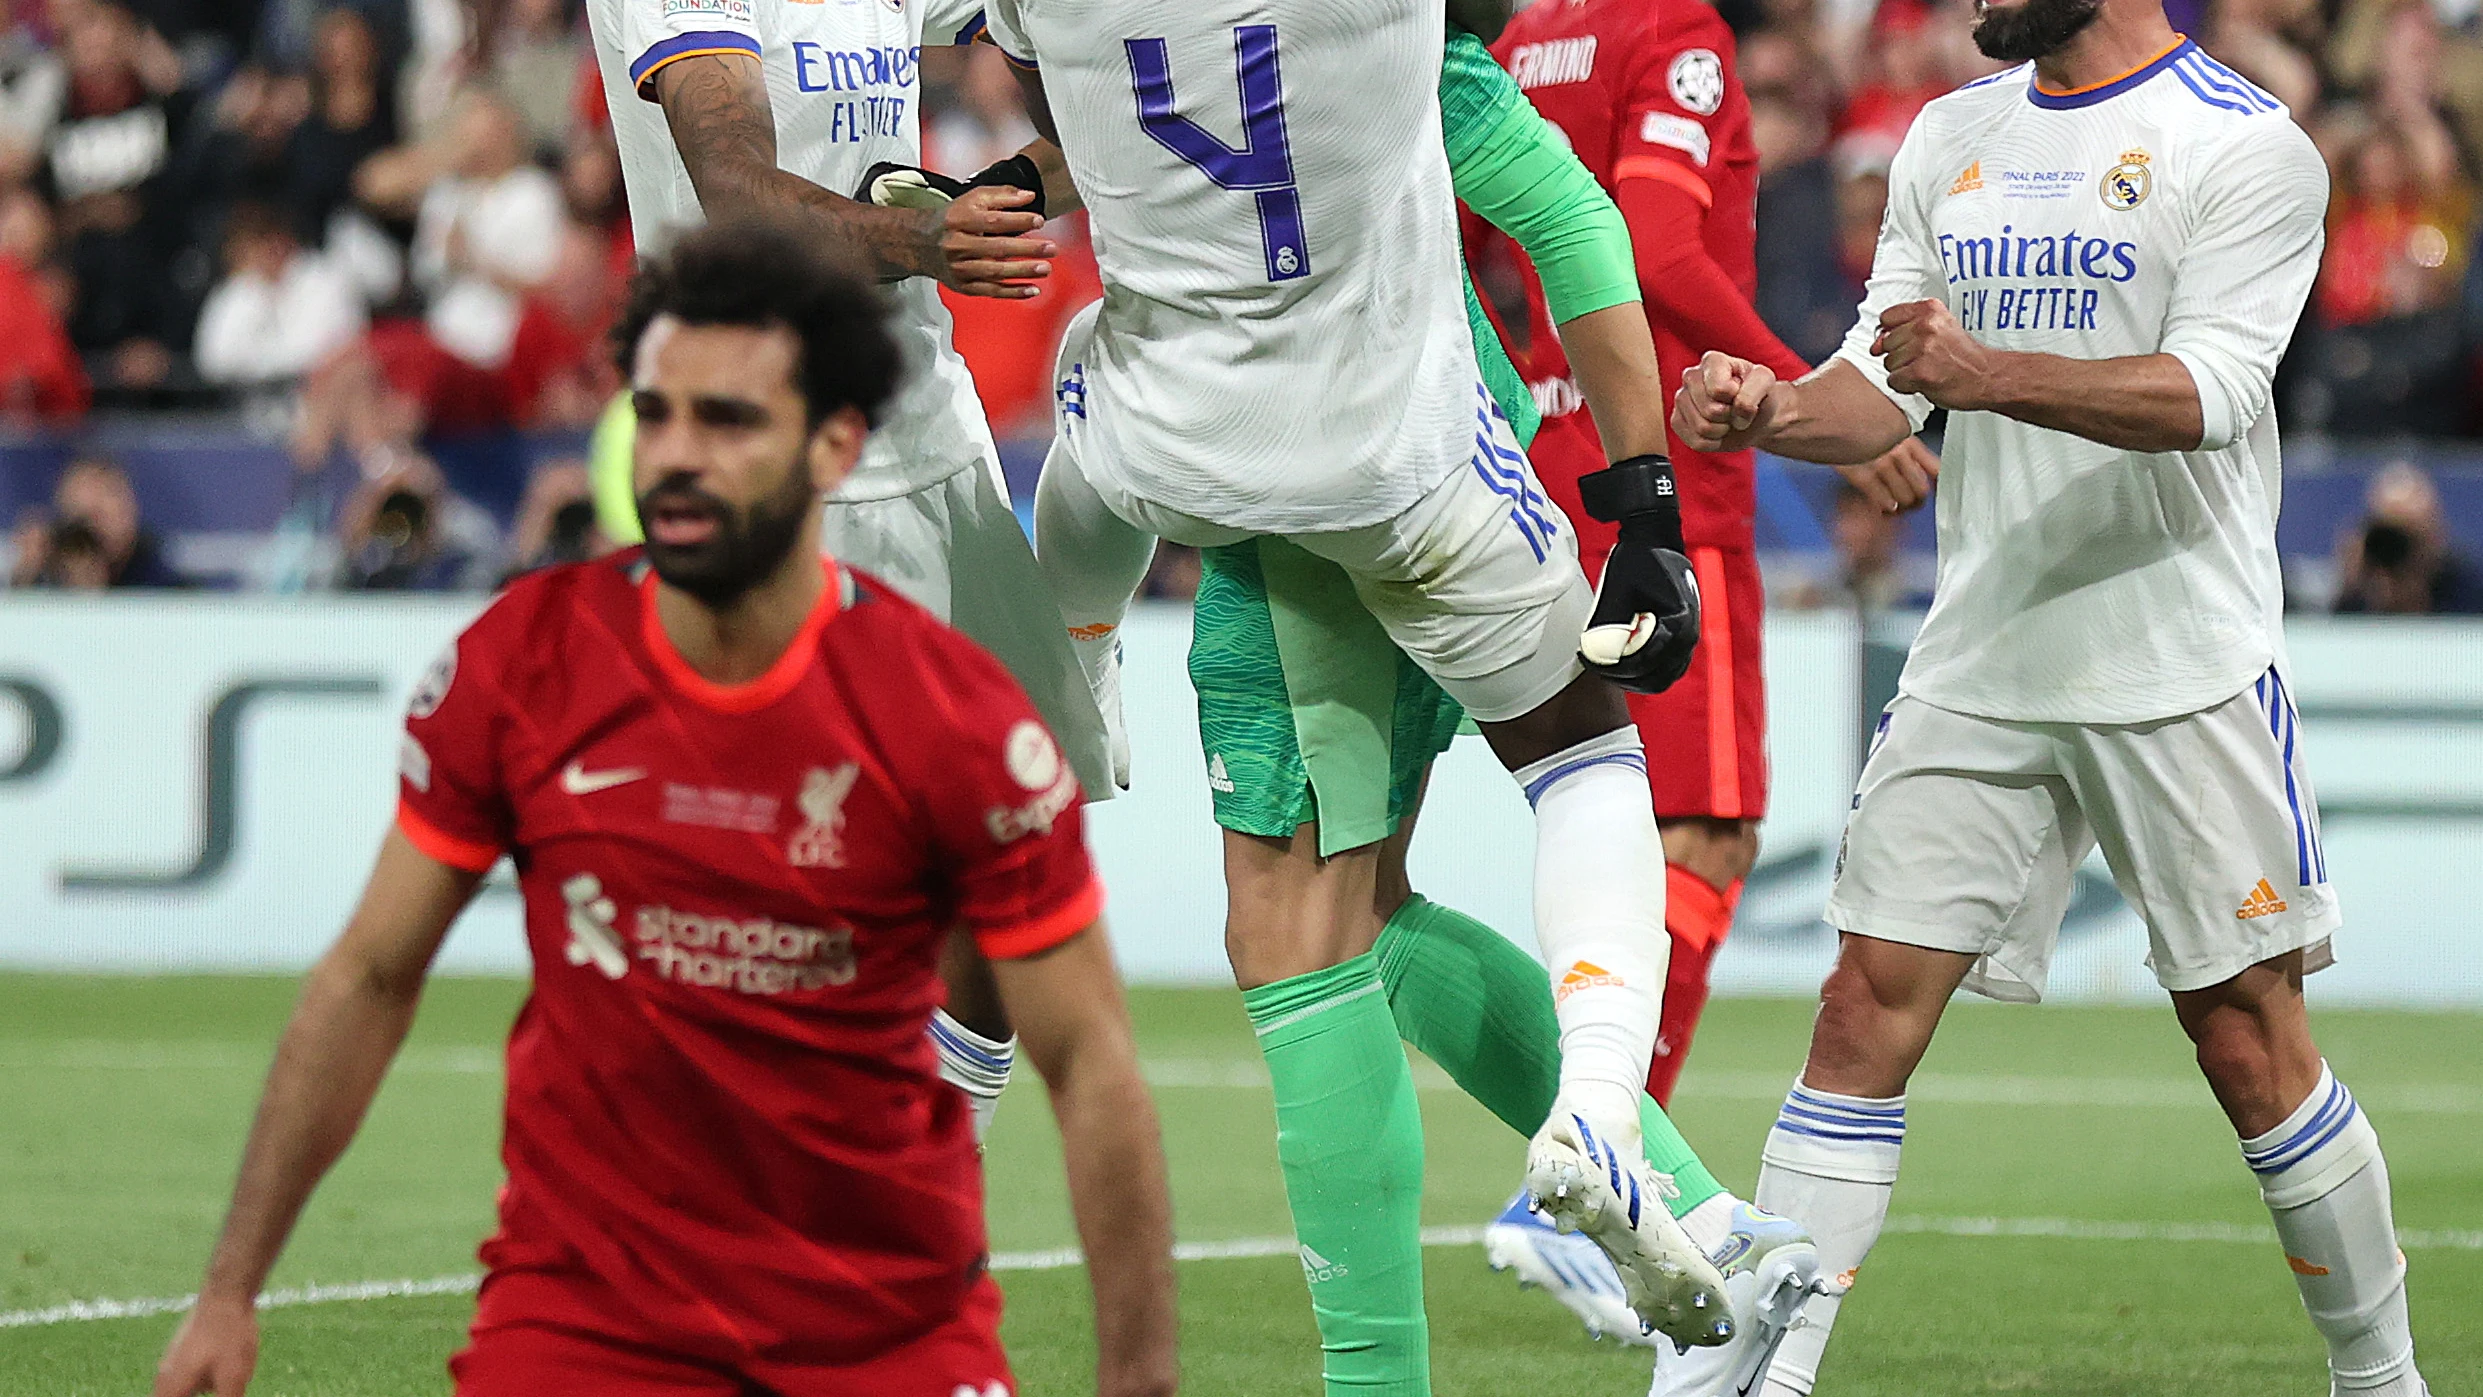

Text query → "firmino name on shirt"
[788,42,917,142]
[1938,224,2140,335]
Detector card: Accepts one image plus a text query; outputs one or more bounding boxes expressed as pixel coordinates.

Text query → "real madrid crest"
[2100,148,2152,210]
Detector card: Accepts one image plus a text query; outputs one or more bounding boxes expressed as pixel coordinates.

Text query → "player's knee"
[1220,862,1387,989]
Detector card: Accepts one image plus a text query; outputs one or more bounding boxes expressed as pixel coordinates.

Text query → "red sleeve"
[396,605,520,873]
[1617,180,1810,383]
[910,634,1103,960]
[1613,23,1810,383]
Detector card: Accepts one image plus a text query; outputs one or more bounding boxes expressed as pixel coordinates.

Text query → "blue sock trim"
[930,1014,1015,1073]
[1522,751,1648,808]
[1775,1085,1907,1145]
[2244,1076,2359,1176]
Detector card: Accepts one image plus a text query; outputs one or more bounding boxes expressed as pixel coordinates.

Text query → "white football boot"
[1526,1111,1733,1348]
[1485,1191,1657,1347]
[1648,1203,1830,1397]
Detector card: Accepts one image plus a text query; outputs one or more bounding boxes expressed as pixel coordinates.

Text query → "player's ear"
[805,405,869,496]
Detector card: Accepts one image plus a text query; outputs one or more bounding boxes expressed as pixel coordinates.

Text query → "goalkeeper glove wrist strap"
[967,154,1046,219]
[1578,453,1686,556]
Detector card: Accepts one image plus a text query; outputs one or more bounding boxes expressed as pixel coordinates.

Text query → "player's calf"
[2177,961,2429,1396]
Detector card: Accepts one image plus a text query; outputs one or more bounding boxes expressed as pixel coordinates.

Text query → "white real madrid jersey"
[1836,39,2328,725]
[982,0,1483,533]
[584,0,1000,501]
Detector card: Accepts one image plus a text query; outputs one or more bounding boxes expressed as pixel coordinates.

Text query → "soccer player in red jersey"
[153,220,1179,1397]
[1491,0,1937,1104]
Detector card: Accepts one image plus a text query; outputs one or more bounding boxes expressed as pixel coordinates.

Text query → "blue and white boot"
[1485,1191,1657,1347]
[1525,1110,1733,1348]
[1648,1202,1830,1397]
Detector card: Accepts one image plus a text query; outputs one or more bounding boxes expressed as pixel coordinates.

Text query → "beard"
[1973,0,2104,63]
[636,461,816,608]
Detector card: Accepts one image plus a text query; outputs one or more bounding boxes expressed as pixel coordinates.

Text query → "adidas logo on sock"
[1555,960,1622,1003]
[1298,1244,1348,1284]
[2236,878,2289,920]
[1207,753,1236,793]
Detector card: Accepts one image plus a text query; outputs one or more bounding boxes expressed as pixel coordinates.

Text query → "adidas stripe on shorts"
[1825,667,2340,1001]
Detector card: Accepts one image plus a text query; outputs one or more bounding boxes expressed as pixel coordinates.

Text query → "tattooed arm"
[655,52,1055,295]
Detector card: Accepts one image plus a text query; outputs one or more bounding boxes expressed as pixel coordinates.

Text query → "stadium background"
[0,0,2477,1392]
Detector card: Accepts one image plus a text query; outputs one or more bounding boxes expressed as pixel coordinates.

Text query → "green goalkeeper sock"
[1371,895,1726,1217]
[1244,953,1430,1397]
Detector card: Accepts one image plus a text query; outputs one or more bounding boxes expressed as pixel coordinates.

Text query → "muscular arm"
[1446,51,1668,458]
[992,925,1177,1397]
[655,53,940,280]
[657,52,1054,293]
[1675,354,1913,465]
[1952,350,2205,453]
[155,831,483,1397]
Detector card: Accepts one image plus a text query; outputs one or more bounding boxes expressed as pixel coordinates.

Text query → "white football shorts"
[819,459,1117,802]
[1045,302,1592,724]
[1826,670,2341,1001]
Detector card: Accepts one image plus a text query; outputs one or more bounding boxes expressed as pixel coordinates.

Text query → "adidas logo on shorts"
[2236,878,2289,920]
[1207,753,1236,793]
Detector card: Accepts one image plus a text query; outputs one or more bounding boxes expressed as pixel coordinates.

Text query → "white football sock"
[1031,431,1158,669]
[1679,1189,1738,1255]
[1753,1081,1908,1397]
[2242,1063,2426,1396]
[928,1007,1016,1145]
[1514,727,1668,1134]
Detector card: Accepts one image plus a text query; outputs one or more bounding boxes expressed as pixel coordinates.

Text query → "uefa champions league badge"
[2100,149,2152,210]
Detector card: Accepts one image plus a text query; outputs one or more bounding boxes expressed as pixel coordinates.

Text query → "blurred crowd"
[0,0,2480,607]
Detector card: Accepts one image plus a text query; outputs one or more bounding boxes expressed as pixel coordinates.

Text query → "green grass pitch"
[0,974,2475,1395]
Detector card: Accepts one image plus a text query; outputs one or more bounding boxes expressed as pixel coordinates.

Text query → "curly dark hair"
[612,217,904,428]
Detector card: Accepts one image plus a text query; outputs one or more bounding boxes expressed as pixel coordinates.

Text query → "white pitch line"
[0,1275,481,1329]
[6,1218,2475,1331]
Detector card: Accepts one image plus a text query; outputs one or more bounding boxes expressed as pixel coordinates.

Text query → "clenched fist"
[1872,299,1997,409]
[1672,351,1794,454]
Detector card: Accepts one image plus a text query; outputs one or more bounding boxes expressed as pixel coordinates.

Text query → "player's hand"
[1672,351,1792,454]
[1873,300,1997,410]
[934,186,1057,301]
[153,1292,258,1396]
[1575,455,1702,694]
[1836,436,1939,513]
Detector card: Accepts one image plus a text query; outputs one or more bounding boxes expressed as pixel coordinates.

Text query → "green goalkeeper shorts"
[1189,537,1468,858]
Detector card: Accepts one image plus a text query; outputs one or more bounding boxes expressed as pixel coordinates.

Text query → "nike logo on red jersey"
[561,761,647,795]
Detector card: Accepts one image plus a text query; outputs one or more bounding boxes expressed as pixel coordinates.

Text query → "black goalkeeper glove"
[1576,453,1702,695]
[854,154,1047,219]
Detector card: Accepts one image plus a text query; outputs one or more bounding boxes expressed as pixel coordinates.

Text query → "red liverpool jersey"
[1495,0,1770,544]
[396,552,1101,1367]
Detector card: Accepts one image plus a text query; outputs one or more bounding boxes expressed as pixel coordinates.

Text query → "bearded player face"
[1973,0,2105,63]
[629,314,859,608]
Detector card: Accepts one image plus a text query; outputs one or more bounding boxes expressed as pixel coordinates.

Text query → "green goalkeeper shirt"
[1439,28,1641,448]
